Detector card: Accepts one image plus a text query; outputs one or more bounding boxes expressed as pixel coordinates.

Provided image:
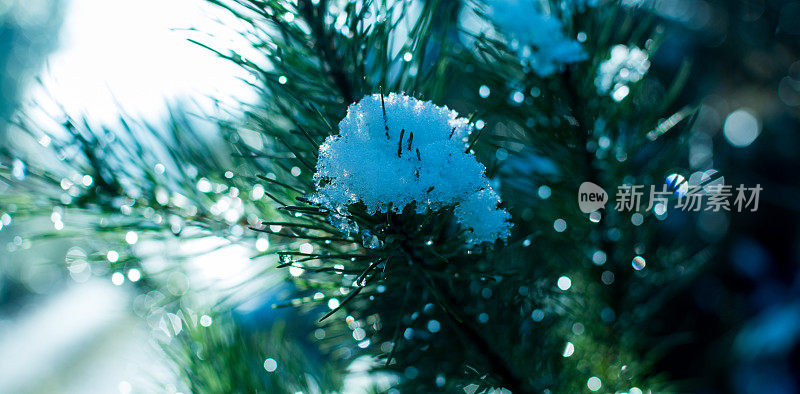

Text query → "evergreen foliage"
[0,0,715,392]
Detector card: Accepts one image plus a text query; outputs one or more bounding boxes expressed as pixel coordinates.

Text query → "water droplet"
[264,358,278,372]
[632,255,646,270]
[587,376,602,391]
[12,159,26,181]
[107,250,119,263]
[563,342,575,357]
[601,307,616,322]
[665,173,688,197]
[723,108,760,147]
[360,230,382,249]
[557,276,572,290]
[289,266,305,277]
[601,270,615,284]
[256,237,270,252]
[127,269,141,282]
[299,243,313,254]
[538,185,551,199]
[111,272,124,286]
[329,213,358,235]
[612,85,630,101]
[592,250,607,265]
[126,231,138,245]
[197,178,213,193]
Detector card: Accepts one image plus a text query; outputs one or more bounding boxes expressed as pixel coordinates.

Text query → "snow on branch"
[488,0,590,76]
[310,92,512,246]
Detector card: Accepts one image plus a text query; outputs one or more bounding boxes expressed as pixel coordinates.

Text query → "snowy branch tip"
[310,92,512,246]
[487,0,591,76]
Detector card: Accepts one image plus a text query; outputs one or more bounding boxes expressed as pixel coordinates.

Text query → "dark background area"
[652,0,800,392]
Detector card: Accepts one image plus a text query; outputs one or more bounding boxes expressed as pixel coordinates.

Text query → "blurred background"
[1,0,799,393]
[0,0,263,392]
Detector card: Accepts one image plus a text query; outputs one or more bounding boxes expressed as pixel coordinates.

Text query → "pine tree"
[1,0,708,392]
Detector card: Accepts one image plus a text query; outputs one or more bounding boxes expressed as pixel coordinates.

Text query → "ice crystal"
[311,93,512,245]
[360,229,383,249]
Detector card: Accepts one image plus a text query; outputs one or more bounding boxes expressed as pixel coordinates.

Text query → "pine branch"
[422,267,530,393]
[299,0,355,103]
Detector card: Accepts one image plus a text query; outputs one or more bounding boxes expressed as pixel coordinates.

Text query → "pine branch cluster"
[0,0,710,392]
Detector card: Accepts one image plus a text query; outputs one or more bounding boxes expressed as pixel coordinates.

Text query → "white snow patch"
[311,93,512,245]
